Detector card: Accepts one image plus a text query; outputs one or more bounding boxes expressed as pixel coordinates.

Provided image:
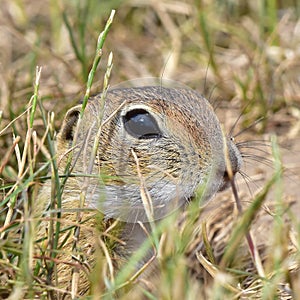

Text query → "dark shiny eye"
[123,109,162,139]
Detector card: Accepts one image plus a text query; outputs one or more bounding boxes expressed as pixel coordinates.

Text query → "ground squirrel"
[35,86,242,297]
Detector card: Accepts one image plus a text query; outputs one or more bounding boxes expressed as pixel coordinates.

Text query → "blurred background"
[0,2,300,297]
[0,0,299,178]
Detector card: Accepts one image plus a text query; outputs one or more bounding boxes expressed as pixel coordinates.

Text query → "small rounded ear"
[60,105,81,141]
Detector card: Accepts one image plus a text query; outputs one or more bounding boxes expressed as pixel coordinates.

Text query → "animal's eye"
[123,109,162,139]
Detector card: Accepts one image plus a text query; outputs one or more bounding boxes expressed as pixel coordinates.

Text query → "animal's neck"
[118,222,154,265]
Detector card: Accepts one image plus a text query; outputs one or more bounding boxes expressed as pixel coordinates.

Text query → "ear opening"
[60,105,81,141]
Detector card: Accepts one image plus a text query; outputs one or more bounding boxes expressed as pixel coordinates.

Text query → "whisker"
[241,155,274,168]
[242,154,273,166]
[237,139,294,155]
[237,171,256,197]
[229,101,253,137]
[241,152,273,163]
[233,117,266,138]
[211,96,223,111]
[236,140,271,147]
[208,80,233,109]
[238,146,271,156]
[238,170,254,184]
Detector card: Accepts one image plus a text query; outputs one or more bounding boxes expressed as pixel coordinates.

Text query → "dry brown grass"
[0,0,300,299]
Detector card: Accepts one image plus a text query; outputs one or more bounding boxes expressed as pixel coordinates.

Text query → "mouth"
[218,170,233,192]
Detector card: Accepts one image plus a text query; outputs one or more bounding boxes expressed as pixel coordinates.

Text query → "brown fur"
[34,86,243,298]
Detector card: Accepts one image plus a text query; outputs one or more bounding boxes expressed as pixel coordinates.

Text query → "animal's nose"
[227,138,243,176]
[218,138,242,191]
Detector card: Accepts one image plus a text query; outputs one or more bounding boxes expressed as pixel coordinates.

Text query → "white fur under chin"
[87,181,189,223]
